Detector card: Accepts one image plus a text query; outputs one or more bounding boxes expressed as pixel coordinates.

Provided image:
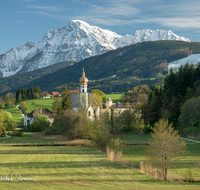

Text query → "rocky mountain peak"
[0,20,190,78]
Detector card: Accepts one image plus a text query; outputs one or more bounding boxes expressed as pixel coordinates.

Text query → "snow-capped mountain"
[168,54,200,72]
[0,20,191,77]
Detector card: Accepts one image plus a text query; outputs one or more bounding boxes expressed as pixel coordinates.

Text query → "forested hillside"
[0,61,74,95]
[1,40,200,95]
[142,63,200,136]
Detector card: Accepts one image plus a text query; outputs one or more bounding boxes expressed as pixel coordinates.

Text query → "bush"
[7,131,12,136]
[45,110,93,140]
[12,131,23,136]
[28,114,50,132]
[20,102,27,114]
[92,118,113,152]
[108,137,124,151]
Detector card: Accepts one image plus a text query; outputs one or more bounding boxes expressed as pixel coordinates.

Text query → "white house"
[23,108,54,127]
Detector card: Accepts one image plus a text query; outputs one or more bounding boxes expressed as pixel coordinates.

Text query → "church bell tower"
[79,68,88,109]
[79,68,88,93]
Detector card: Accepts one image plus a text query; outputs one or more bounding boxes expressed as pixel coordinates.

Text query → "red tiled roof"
[69,90,80,94]
[51,92,59,95]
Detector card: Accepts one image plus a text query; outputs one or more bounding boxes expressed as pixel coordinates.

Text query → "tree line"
[142,63,200,136]
[16,86,41,103]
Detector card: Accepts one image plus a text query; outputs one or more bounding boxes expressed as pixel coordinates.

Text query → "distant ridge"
[1,40,200,96]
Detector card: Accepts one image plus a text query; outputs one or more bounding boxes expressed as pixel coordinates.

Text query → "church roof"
[103,103,107,109]
[69,90,80,94]
[25,109,54,118]
[106,97,112,102]
[79,68,88,84]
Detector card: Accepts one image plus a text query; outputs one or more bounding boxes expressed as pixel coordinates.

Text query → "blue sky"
[1,0,200,54]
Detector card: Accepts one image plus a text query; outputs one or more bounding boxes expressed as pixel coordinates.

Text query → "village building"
[23,69,100,126]
[102,97,131,116]
[23,108,54,127]
[41,94,51,98]
[50,92,60,97]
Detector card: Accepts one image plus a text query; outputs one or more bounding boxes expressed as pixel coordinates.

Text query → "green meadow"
[105,93,123,103]
[25,98,54,113]
[3,98,54,126]
[0,134,199,189]
[3,105,23,126]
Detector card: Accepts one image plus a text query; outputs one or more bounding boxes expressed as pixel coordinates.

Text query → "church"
[69,68,100,120]
[23,69,100,127]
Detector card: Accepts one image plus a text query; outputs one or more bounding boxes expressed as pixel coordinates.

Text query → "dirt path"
[16,105,24,118]
[181,137,200,144]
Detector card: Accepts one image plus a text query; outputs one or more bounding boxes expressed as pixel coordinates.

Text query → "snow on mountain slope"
[0,20,191,78]
[168,54,200,72]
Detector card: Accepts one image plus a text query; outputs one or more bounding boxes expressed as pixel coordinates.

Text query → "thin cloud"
[149,17,200,29]
[147,1,200,29]
[33,11,68,20]
[27,5,66,12]
[21,0,35,2]
[87,0,160,16]
[89,3,140,16]
[75,16,145,26]
[75,0,142,26]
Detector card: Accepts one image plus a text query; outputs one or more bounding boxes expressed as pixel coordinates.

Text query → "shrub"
[108,137,124,151]
[28,114,50,132]
[12,131,23,136]
[92,118,113,152]
[45,110,93,140]
[20,102,27,114]
[7,131,12,136]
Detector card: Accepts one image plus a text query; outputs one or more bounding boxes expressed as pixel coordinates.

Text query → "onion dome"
[79,68,88,85]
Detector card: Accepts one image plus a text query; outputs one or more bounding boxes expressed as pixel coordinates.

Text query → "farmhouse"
[23,108,54,127]
[50,92,60,97]
[41,94,51,98]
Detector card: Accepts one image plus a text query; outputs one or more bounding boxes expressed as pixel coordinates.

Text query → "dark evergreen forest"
[141,63,200,136]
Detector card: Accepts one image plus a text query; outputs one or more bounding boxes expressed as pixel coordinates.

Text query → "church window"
[88,111,91,116]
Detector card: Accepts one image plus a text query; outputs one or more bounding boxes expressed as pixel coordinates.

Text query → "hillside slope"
[1,40,200,95]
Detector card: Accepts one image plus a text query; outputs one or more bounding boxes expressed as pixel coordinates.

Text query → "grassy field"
[3,98,54,126]
[0,134,199,189]
[25,98,54,113]
[118,134,151,144]
[3,105,23,126]
[105,93,123,103]
[119,135,200,180]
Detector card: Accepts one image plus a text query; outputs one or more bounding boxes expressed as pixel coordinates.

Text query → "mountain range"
[0,20,191,78]
[1,40,200,96]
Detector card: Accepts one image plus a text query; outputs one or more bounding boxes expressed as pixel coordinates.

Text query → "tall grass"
[0,135,199,189]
